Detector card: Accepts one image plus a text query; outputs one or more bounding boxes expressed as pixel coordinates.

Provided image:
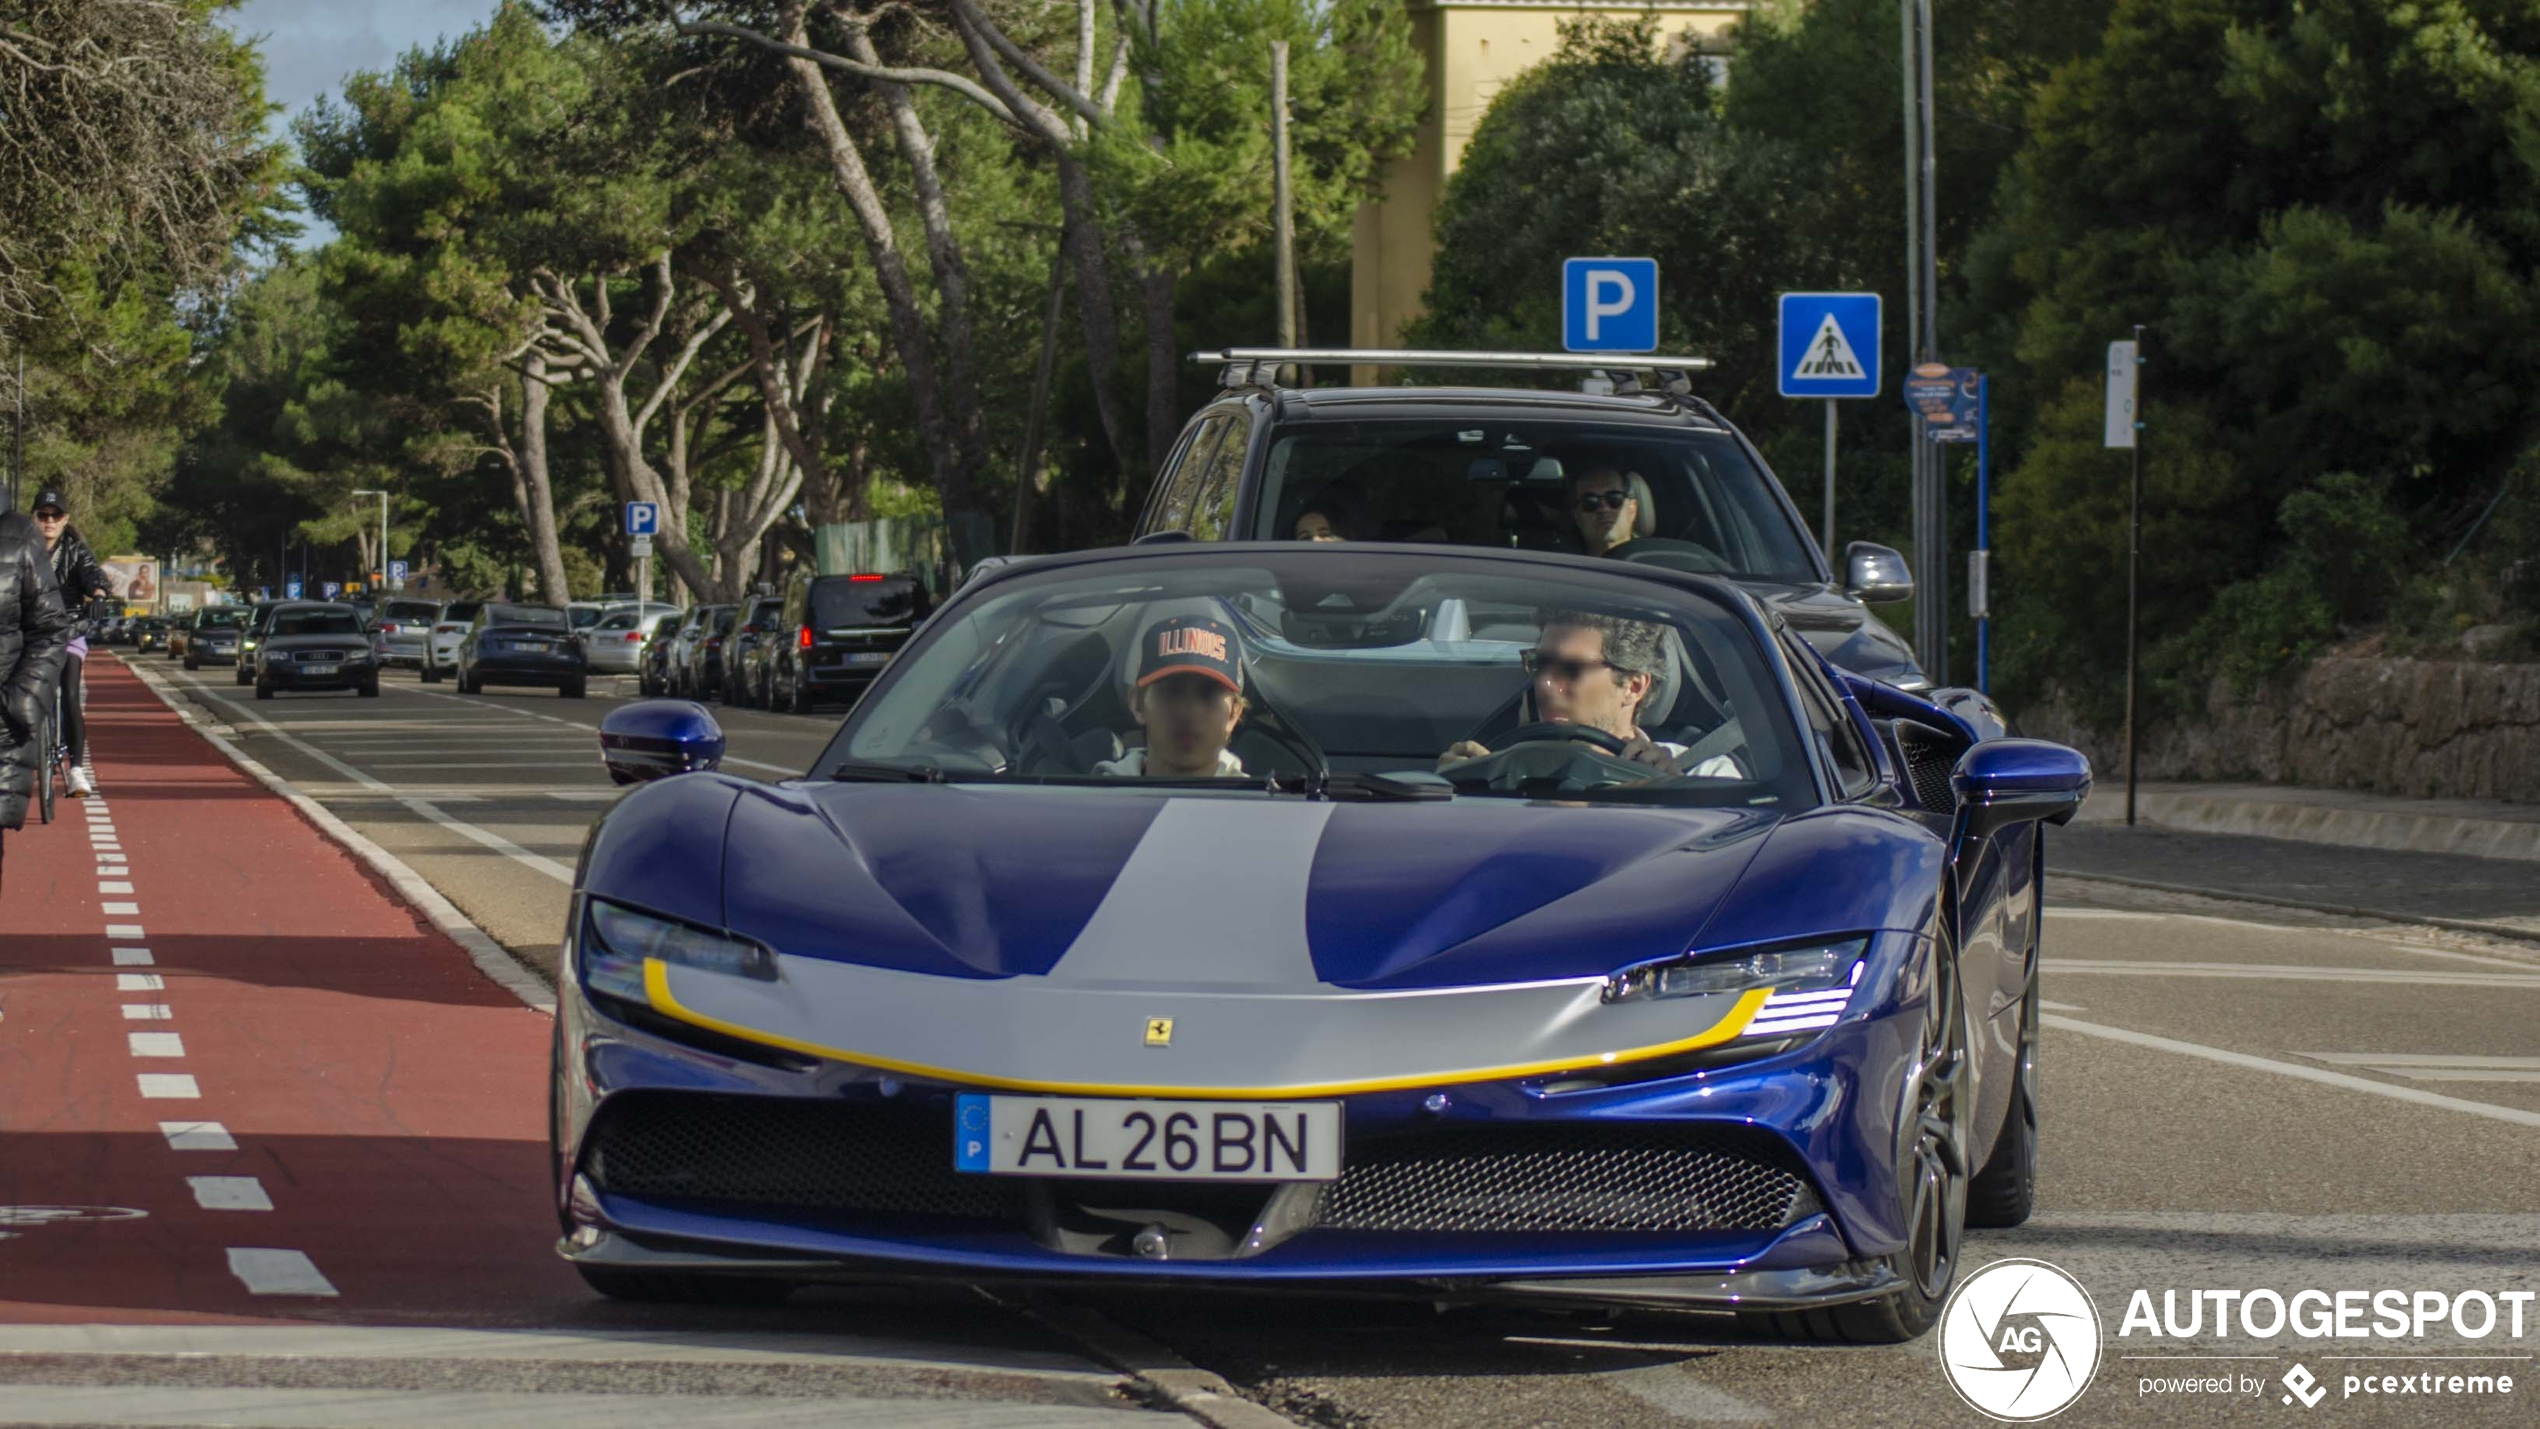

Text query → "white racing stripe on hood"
[1043,798,1337,990]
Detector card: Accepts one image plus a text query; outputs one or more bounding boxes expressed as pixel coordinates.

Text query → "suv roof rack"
[1191,347,1712,400]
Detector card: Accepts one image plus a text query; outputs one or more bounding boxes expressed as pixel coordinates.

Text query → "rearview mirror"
[1844,542,1913,604]
[598,701,726,785]
[1951,739,2092,840]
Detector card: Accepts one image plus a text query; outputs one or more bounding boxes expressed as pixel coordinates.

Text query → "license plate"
[516,641,551,653]
[953,1094,1341,1182]
[299,664,338,676]
[845,651,891,667]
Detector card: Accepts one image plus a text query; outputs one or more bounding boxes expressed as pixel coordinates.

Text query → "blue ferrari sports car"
[553,542,2090,1341]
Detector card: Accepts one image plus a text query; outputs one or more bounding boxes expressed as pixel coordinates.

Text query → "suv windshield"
[812,576,927,630]
[835,550,1814,809]
[1254,419,1819,583]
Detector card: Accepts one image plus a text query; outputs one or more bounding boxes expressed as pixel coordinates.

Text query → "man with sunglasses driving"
[1566,466,1655,557]
[1438,610,1688,774]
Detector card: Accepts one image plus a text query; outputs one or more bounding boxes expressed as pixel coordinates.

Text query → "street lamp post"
[350,489,389,592]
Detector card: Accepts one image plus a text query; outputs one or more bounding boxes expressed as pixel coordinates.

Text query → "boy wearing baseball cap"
[1096,614,1249,778]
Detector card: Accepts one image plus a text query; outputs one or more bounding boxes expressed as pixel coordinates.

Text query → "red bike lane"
[0,654,583,1325]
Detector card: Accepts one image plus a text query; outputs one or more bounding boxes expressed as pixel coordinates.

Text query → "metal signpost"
[626,502,660,607]
[1562,258,1660,354]
[2106,332,2145,824]
[1776,293,1882,561]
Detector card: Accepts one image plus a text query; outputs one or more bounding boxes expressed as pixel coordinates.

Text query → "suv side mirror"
[1952,739,2092,840]
[1843,542,1913,603]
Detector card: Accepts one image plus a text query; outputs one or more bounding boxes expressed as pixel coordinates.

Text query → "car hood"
[606,782,1940,1096]
[1736,580,1922,688]
[261,632,367,651]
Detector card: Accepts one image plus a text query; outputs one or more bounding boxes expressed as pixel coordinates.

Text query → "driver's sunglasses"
[1521,650,1616,684]
[1572,490,1632,513]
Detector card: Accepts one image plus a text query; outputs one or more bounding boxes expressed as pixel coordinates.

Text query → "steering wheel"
[1606,537,1732,574]
[1489,720,1631,755]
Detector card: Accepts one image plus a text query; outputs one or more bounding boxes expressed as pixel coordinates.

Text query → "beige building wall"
[1351,1,1747,383]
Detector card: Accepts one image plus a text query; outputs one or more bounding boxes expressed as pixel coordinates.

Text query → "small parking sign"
[625,501,660,537]
[1563,258,1659,353]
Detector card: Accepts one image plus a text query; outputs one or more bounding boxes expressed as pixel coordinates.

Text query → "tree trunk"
[1132,251,1183,519]
[1051,158,1131,473]
[517,351,573,604]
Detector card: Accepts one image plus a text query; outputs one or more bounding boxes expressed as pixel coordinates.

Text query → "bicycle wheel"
[34,711,55,825]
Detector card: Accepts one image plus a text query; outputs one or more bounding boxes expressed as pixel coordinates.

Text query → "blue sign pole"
[1976,375,1991,693]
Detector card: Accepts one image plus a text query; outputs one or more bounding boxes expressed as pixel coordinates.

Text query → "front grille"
[585,1092,1020,1221]
[1316,1124,1819,1234]
[296,649,349,663]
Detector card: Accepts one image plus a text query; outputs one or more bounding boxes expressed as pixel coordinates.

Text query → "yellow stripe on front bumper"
[641,958,1771,1100]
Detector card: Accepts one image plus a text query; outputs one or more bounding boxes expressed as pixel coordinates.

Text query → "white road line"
[110,947,152,965]
[120,1004,172,1020]
[2043,1015,2540,1129]
[98,880,133,894]
[160,1121,234,1151]
[171,673,577,885]
[224,1248,337,1297]
[94,866,124,878]
[127,1032,184,1057]
[118,973,163,991]
[136,1074,199,1099]
[2047,959,2540,989]
[0,1324,1119,1377]
[106,923,144,939]
[2300,1053,2540,1084]
[2036,998,2088,1011]
[188,1177,273,1211]
[102,901,140,915]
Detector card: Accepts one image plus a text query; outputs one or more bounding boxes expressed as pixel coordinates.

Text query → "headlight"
[580,899,776,1004]
[242,639,258,650]
[1604,937,1867,1037]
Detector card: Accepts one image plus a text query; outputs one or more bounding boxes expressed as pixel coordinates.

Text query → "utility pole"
[2124,325,2146,825]
[10,343,23,512]
[1901,0,1946,685]
[1271,40,1297,354]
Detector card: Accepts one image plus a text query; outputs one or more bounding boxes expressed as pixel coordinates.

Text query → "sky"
[226,0,508,243]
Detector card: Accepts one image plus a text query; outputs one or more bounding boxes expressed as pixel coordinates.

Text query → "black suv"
[767,571,932,714]
[1134,351,1924,688]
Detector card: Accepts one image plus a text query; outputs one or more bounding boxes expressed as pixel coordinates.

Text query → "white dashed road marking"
[2044,1015,2540,1129]
[187,1178,273,1212]
[110,948,153,966]
[102,902,140,916]
[118,974,163,991]
[225,1248,338,1297]
[106,924,144,939]
[126,1032,185,1058]
[121,1004,173,1020]
[160,1122,236,1151]
[98,881,133,894]
[136,1074,200,1099]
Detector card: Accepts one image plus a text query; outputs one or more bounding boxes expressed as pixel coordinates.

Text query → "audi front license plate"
[300,664,339,676]
[953,1094,1341,1182]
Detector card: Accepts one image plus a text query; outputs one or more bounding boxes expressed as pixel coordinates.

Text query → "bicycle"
[32,662,73,825]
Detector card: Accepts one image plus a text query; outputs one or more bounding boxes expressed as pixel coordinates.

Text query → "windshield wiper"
[1313,770,1454,803]
[827,760,950,783]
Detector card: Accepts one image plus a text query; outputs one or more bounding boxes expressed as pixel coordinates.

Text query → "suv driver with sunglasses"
[1566,465,1655,557]
[1439,610,1704,776]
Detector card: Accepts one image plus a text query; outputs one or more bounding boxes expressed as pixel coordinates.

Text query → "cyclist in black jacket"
[29,489,107,797]
[0,492,73,881]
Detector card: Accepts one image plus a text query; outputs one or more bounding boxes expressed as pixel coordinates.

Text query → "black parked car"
[765,571,931,714]
[1145,349,1928,689]
[678,603,740,701]
[456,602,587,697]
[251,603,380,699]
[182,606,251,669]
[635,611,686,696]
[720,595,785,709]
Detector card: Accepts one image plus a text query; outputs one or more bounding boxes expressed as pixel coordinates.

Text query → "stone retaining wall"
[2020,657,2540,804]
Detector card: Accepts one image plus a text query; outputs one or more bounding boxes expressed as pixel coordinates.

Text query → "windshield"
[381,600,438,622]
[813,576,926,629]
[196,610,247,628]
[832,550,1814,809]
[487,604,566,627]
[1253,418,1820,583]
[440,602,482,623]
[271,609,363,637]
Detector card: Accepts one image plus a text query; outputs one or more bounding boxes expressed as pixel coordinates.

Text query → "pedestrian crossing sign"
[1778,293,1882,399]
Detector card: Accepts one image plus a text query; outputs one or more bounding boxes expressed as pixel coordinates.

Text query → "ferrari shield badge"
[1144,1017,1174,1048]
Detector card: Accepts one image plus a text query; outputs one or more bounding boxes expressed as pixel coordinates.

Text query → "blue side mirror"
[598,700,726,785]
[1951,738,2092,839]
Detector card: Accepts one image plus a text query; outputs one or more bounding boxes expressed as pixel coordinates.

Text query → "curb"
[2057,871,2540,949]
[2080,789,2540,864]
[983,1293,1300,1429]
[113,654,556,1013]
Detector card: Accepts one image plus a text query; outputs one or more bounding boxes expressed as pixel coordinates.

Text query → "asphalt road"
[2,651,2532,1428]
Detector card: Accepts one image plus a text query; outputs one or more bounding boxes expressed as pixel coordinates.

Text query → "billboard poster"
[102,556,160,608]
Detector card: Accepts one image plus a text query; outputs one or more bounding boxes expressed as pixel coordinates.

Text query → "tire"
[1739,933,1969,1345]
[358,677,381,699]
[573,1265,795,1306]
[1968,854,2045,1230]
[235,665,251,686]
[458,668,480,695]
[183,655,197,671]
[561,678,586,700]
[34,713,55,826]
[786,670,812,716]
[254,678,274,701]
[421,660,442,684]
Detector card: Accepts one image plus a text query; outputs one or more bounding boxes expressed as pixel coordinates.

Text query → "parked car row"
[629,571,928,714]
